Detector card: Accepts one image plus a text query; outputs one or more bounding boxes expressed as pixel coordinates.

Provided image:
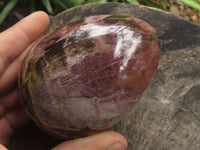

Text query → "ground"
[144,0,200,25]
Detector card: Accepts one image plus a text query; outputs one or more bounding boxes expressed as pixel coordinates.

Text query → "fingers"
[0,144,8,150]
[0,42,34,94]
[4,106,29,129]
[0,11,49,148]
[52,131,127,150]
[0,117,13,146]
[0,11,49,77]
[0,89,20,111]
[0,56,19,94]
[0,90,29,146]
[0,107,30,146]
[0,11,49,93]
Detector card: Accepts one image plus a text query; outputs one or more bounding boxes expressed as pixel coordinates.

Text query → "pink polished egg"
[19,15,160,139]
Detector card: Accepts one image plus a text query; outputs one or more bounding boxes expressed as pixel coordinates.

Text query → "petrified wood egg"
[19,15,160,139]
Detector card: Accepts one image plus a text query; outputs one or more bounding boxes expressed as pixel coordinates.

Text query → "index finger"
[0,11,49,76]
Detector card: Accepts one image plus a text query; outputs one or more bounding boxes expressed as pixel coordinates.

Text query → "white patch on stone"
[78,24,142,73]
[160,99,171,104]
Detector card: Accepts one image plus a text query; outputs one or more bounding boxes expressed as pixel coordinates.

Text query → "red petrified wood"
[19,15,160,139]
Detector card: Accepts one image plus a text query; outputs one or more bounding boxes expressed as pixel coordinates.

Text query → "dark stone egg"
[18,15,160,139]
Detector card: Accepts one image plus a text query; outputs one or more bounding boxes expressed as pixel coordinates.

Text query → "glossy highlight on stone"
[19,15,160,139]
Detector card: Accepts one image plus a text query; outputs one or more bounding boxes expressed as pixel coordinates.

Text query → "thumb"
[52,131,127,150]
[0,144,7,150]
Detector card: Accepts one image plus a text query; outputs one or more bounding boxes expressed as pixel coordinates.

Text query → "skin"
[0,11,127,150]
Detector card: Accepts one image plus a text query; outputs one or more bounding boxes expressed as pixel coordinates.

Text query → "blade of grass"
[109,0,119,2]
[30,0,35,13]
[63,0,84,7]
[88,0,107,2]
[52,0,69,10]
[127,0,140,5]
[177,0,200,12]
[141,0,168,11]
[163,0,167,3]
[41,0,54,14]
[0,0,18,25]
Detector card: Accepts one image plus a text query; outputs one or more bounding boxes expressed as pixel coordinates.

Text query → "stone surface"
[9,2,200,150]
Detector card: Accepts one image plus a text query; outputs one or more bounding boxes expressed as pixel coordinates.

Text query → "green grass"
[138,0,168,11]
[42,0,54,14]
[127,0,140,5]
[0,0,18,25]
[177,0,200,12]
[1,0,200,25]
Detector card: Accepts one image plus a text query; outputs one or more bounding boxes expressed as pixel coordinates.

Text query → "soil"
[0,0,200,32]
[141,0,200,25]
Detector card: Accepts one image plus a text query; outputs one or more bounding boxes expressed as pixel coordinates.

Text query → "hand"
[0,12,127,150]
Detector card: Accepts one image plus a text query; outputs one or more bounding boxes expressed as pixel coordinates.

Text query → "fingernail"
[107,143,125,150]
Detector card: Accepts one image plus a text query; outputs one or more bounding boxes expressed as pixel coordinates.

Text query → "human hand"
[0,12,127,150]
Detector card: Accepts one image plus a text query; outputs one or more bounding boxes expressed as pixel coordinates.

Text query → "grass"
[177,0,200,12]
[0,0,18,25]
[1,0,200,25]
